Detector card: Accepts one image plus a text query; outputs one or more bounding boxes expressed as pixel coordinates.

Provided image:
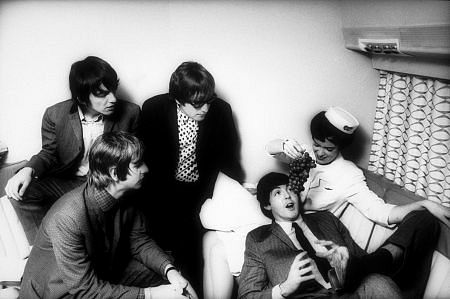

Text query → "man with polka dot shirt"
[139,61,244,293]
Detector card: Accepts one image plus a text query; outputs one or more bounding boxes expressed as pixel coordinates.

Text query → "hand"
[315,240,349,285]
[5,167,34,201]
[283,139,305,160]
[280,251,315,297]
[422,200,450,228]
[166,269,198,299]
[0,287,20,298]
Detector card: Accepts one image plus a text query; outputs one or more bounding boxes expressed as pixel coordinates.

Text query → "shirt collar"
[276,216,305,234]
[78,106,103,123]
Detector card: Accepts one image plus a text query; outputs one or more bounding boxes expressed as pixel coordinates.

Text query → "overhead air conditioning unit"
[343,24,450,59]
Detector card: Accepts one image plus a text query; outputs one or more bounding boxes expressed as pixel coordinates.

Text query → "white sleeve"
[343,173,396,227]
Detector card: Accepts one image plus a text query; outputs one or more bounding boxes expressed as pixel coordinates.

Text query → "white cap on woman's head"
[325,107,359,134]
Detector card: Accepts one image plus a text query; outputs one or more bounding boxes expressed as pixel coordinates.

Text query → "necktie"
[292,222,331,282]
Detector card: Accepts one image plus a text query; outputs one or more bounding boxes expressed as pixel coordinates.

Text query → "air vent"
[358,39,402,54]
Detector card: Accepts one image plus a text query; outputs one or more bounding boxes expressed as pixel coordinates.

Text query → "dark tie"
[292,222,331,282]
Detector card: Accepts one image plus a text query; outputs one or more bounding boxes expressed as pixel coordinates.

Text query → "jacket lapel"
[104,119,113,133]
[68,109,83,145]
[168,100,179,156]
[270,221,298,251]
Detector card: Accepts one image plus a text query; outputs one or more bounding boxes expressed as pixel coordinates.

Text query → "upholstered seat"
[0,161,30,298]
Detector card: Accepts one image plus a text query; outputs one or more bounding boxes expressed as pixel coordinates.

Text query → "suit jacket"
[20,183,173,299]
[27,99,140,178]
[139,94,244,197]
[238,211,366,299]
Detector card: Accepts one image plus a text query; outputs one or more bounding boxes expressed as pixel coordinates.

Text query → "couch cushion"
[360,168,449,258]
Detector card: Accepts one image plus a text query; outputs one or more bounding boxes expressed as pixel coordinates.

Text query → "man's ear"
[263,205,272,212]
[109,166,119,182]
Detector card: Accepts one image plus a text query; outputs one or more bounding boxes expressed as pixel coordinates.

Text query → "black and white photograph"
[0,1,449,298]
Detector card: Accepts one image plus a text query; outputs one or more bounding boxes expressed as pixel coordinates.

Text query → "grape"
[288,152,316,195]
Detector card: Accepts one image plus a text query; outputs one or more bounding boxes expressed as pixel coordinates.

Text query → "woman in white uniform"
[201,107,449,298]
[265,107,449,298]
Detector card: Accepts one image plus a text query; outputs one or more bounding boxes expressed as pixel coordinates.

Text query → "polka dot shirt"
[175,105,200,182]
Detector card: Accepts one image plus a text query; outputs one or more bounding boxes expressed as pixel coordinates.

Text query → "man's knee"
[405,210,440,236]
[355,274,401,299]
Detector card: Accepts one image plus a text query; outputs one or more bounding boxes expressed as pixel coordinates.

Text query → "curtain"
[368,70,450,206]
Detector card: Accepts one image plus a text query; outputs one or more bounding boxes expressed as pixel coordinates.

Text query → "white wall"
[0,0,379,183]
[341,0,450,27]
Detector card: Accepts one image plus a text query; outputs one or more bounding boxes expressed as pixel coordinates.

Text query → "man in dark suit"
[20,132,198,299]
[238,172,402,299]
[139,61,244,291]
[5,56,140,244]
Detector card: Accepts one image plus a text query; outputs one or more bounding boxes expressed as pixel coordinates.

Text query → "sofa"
[0,161,30,298]
[1,163,449,298]
[201,169,450,299]
[338,168,450,299]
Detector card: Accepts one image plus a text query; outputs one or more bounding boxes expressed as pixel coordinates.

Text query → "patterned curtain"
[368,70,450,206]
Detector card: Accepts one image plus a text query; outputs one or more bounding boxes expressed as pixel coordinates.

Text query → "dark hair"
[169,61,215,105]
[88,132,144,189]
[256,172,289,219]
[69,56,119,108]
[310,111,355,149]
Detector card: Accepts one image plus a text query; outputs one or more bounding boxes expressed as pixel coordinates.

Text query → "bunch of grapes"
[288,152,316,194]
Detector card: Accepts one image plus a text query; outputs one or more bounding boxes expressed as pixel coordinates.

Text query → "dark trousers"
[292,274,401,299]
[385,210,440,299]
[142,179,206,296]
[9,175,86,244]
[116,258,165,288]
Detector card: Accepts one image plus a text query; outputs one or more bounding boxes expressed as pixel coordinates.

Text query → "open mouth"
[285,202,295,209]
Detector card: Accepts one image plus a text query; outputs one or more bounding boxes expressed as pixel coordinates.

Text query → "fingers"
[299,265,313,276]
[315,239,338,248]
[284,139,304,159]
[294,251,308,261]
[19,180,30,197]
[5,180,22,201]
[297,257,312,269]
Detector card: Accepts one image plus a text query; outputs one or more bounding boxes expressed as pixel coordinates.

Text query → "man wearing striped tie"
[238,172,402,299]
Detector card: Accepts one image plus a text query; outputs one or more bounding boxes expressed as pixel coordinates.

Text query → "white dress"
[301,154,394,227]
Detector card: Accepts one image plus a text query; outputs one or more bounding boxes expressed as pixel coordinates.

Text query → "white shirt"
[75,108,104,176]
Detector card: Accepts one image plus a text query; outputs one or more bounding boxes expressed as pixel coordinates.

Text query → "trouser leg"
[345,211,440,298]
[385,210,440,299]
[116,258,165,288]
[343,274,402,299]
[141,180,205,295]
[9,176,86,244]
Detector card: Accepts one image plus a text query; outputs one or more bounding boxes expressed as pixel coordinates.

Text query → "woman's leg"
[203,231,235,299]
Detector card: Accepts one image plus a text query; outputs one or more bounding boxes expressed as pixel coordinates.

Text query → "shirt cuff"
[377,203,397,227]
[272,284,284,299]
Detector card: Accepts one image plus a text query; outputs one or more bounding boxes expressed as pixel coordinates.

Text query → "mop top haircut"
[256,172,290,220]
[88,132,144,189]
[169,61,216,106]
[69,56,119,108]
